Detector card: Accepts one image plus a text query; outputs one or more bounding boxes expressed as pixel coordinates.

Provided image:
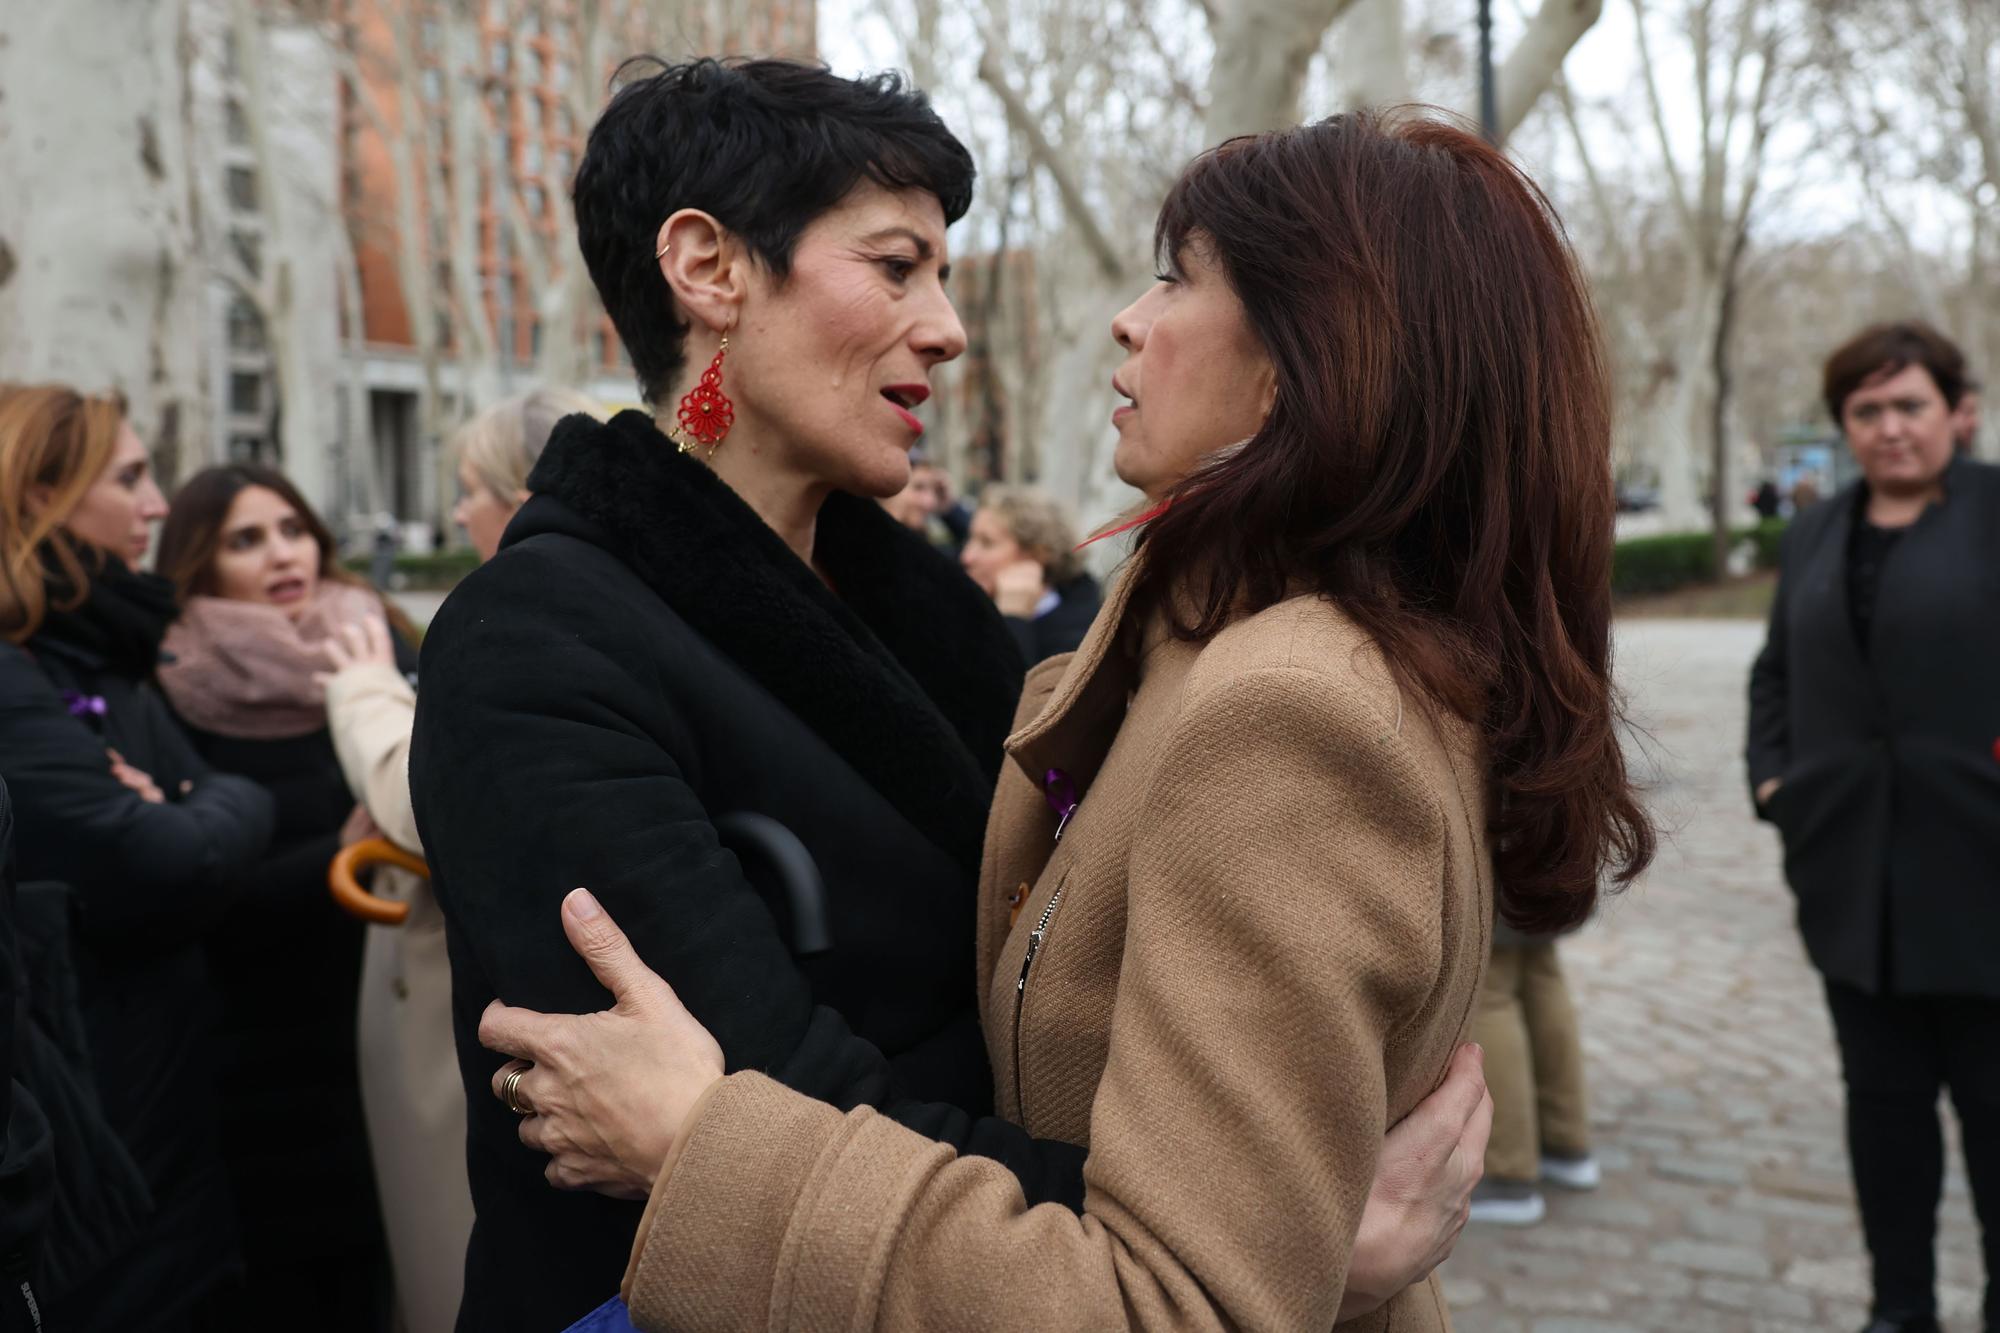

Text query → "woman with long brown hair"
[153,464,407,1329]
[0,386,275,1330]
[478,107,1653,1330]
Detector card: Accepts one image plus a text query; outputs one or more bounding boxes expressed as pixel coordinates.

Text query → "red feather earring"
[670,334,734,458]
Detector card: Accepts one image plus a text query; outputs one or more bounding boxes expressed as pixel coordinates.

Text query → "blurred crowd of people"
[0,383,609,1329]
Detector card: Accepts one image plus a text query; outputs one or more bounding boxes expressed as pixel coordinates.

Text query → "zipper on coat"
[1011,880,1066,1117]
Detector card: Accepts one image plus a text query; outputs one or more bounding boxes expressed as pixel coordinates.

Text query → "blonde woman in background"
[452,387,609,560]
[959,485,1103,663]
[320,386,605,1333]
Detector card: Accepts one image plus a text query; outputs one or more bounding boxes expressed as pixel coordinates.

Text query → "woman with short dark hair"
[411,62,1494,1332]
[467,105,1652,1331]
[1749,320,2000,1333]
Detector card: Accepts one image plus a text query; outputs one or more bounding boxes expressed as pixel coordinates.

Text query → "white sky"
[816,0,1966,253]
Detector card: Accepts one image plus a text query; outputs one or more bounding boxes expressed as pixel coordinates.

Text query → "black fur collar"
[524,410,1025,876]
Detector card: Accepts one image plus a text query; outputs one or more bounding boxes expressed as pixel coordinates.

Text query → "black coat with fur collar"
[411,410,1087,1333]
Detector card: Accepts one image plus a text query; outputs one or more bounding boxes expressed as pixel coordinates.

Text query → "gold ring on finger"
[502,1064,535,1117]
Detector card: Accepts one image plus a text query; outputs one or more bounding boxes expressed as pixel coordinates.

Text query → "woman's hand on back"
[480,889,725,1200]
[477,894,1492,1309]
[1339,1042,1492,1320]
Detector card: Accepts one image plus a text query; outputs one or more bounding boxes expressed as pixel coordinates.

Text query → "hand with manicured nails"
[480,888,725,1199]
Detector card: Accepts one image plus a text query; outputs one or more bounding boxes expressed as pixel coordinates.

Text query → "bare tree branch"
[1550,73,1633,278]
[1630,0,1698,240]
[975,42,1127,281]
[1494,0,1604,142]
[1203,0,1358,140]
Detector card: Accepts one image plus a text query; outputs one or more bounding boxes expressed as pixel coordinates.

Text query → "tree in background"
[0,0,210,485]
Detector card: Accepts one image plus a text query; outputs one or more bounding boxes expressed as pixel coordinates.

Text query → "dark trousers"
[1826,981,2000,1325]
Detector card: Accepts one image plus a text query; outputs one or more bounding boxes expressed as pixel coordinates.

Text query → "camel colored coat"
[323,663,473,1333]
[622,573,1494,1332]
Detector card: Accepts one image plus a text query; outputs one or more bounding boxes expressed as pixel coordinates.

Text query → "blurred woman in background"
[154,464,410,1331]
[0,385,274,1330]
[452,387,606,561]
[959,484,1102,663]
[314,387,602,1333]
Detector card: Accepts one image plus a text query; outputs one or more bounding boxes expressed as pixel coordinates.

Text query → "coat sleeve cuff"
[621,1071,846,1331]
[323,660,415,709]
[620,1070,956,1333]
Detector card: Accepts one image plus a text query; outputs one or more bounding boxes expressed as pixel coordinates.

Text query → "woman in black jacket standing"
[0,384,275,1330]
[1748,322,2000,1333]
[153,464,405,1331]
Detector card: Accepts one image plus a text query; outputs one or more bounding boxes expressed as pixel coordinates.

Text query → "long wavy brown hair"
[0,384,128,643]
[1131,110,1654,930]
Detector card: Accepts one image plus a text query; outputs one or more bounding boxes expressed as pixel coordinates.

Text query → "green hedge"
[1611,519,1786,599]
[1745,516,1787,570]
[343,550,482,591]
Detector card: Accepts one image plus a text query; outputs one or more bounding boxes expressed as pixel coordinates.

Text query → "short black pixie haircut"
[574,58,976,407]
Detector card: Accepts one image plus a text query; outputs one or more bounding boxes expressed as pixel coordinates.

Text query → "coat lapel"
[524,410,1024,876]
[1006,567,1145,799]
[1791,486,1866,674]
[1868,456,1983,676]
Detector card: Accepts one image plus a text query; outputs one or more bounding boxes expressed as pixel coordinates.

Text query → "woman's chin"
[843,448,917,500]
[1110,448,1155,499]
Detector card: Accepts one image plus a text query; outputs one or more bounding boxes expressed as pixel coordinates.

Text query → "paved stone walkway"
[1439,619,1985,1333]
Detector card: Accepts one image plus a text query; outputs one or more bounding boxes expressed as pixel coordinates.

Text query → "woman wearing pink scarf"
[154,465,413,1332]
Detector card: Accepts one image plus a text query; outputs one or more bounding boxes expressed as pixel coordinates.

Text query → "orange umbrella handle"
[328,836,429,926]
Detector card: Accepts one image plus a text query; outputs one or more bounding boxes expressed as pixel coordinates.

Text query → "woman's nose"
[917,296,968,364]
[1111,302,1143,352]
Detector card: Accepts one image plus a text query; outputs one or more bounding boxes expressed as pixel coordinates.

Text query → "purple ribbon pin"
[62,691,108,719]
[1044,768,1079,842]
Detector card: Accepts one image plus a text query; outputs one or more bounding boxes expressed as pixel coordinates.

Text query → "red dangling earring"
[671,334,734,458]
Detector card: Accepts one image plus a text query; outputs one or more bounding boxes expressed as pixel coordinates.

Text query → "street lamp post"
[1478,0,1498,142]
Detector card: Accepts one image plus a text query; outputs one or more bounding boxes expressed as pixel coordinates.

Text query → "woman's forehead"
[808,182,949,253]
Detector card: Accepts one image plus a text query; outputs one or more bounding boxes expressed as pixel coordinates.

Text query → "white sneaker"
[1467,1181,1546,1226]
[1539,1152,1602,1191]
